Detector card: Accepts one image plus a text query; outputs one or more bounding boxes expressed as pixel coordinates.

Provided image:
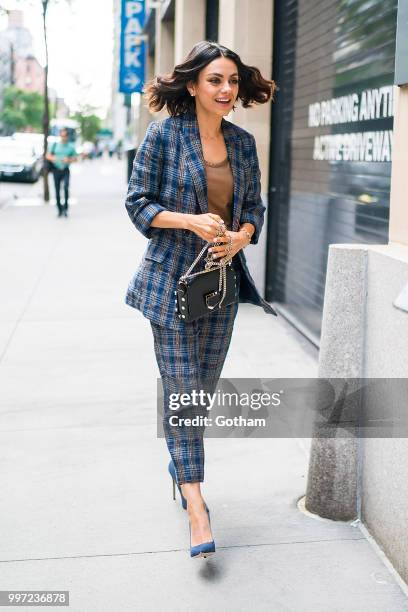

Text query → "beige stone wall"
[218,0,274,192]
[152,8,175,122]
[174,0,206,65]
[154,12,174,76]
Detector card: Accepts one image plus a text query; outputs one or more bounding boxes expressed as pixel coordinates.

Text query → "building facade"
[2,10,33,58]
[266,0,398,344]
[0,10,45,96]
[14,54,45,94]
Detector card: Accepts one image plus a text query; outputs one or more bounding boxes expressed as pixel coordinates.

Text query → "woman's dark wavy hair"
[144,40,276,116]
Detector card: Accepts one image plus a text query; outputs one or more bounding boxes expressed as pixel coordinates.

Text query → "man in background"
[46,128,77,217]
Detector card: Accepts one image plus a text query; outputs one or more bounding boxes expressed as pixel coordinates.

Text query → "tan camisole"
[204,156,233,230]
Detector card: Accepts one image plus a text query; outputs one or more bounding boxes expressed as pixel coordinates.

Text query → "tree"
[0,87,44,133]
[71,112,101,143]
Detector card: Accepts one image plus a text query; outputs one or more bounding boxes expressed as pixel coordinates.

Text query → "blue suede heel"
[168,460,187,510]
[189,506,216,559]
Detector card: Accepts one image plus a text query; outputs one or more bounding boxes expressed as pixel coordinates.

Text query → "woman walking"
[125,41,277,559]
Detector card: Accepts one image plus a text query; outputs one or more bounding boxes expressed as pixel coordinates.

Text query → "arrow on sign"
[124,73,141,88]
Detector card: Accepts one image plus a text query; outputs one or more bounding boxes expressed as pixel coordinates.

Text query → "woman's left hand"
[208,230,248,261]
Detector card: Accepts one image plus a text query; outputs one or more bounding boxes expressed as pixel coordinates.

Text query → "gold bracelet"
[239,228,252,245]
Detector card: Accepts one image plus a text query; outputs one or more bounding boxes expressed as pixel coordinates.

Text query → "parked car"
[11,132,45,157]
[0,138,43,183]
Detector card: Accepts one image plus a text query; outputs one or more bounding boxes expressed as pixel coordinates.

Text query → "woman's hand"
[184,212,227,242]
[208,230,249,260]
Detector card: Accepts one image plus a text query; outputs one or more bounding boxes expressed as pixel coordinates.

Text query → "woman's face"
[188,57,240,117]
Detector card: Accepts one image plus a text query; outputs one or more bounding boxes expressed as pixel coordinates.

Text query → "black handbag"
[44,143,56,172]
[175,243,238,322]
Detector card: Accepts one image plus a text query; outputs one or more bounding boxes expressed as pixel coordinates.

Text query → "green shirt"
[52,141,77,170]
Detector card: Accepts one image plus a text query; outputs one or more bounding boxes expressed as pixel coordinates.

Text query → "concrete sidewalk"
[0,159,407,611]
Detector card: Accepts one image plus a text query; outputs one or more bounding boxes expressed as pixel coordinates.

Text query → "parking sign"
[119,0,146,94]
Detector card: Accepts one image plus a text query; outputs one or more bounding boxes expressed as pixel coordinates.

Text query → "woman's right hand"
[184,213,226,242]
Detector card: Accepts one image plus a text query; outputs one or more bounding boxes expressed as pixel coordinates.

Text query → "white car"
[0,138,43,182]
[11,132,46,157]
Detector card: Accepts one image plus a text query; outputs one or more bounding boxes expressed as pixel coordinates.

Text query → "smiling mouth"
[215,99,231,105]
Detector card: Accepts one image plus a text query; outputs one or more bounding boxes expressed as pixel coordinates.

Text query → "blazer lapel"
[222,118,244,231]
[178,111,245,230]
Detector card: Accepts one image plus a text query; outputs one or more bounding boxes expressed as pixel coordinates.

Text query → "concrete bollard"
[305,245,368,521]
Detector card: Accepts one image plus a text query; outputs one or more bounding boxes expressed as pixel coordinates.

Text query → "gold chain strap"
[180,242,232,309]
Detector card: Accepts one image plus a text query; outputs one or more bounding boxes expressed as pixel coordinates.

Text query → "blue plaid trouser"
[150,266,240,484]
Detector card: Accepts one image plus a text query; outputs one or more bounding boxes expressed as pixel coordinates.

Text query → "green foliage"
[71,111,102,143]
[0,86,45,134]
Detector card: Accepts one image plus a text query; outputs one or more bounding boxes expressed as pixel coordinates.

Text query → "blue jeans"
[53,167,70,212]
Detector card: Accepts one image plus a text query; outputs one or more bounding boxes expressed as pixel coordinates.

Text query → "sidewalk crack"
[0,537,366,564]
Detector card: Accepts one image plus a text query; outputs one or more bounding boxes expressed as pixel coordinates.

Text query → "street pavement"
[0,158,407,611]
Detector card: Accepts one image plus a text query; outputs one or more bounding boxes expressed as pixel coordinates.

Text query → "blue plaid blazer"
[125,110,277,329]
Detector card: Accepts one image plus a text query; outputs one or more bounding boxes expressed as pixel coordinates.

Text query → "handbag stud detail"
[175,243,238,322]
